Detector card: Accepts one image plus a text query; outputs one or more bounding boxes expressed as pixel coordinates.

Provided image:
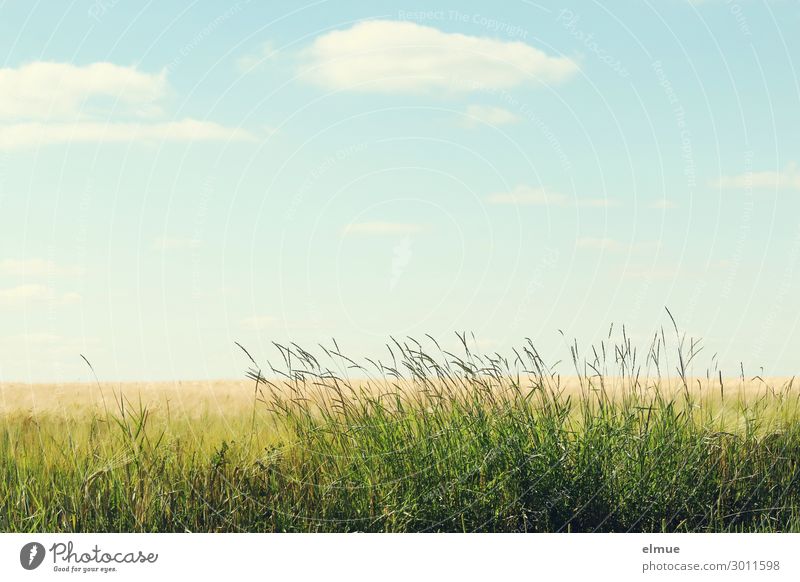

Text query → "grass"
[1,324,799,532]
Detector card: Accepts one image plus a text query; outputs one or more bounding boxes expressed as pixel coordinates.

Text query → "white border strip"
[1,533,798,581]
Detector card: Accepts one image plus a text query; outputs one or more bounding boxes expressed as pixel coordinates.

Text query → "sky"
[0,0,798,382]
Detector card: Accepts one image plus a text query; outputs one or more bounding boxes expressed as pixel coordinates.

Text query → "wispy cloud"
[3,332,63,345]
[0,284,81,307]
[241,315,275,331]
[302,19,577,94]
[463,105,520,127]
[487,185,616,207]
[578,198,617,208]
[152,236,201,252]
[650,198,677,209]
[487,185,567,206]
[715,162,800,191]
[0,333,98,358]
[575,237,623,251]
[342,221,423,235]
[0,258,82,277]
[0,119,254,150]
[576,238,661,254]
[622,265,681,281]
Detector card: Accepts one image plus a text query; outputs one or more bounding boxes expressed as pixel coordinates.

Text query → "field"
[1,331,799,533]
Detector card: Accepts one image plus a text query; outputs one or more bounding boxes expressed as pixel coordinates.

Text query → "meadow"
[1,327,799,532]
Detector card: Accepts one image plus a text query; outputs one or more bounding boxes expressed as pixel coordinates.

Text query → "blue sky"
[0,0,798,381]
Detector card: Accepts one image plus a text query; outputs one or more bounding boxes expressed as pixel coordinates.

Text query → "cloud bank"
[302,20,577,94]
[716,162,800,191]
[0,61,166,120]
[0,61,253,150]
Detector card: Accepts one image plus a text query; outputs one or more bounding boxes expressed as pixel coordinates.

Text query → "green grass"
[1,328,799,532]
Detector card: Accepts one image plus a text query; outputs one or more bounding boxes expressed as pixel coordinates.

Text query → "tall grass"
[1,325,799,532]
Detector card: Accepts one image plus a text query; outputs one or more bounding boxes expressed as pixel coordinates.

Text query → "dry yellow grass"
[2,375,796,427]
[0,379,255,419]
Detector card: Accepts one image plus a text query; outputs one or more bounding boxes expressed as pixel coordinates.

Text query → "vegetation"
[2,323,799,532]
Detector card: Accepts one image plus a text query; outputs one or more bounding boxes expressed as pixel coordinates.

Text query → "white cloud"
[0,119,255,150]
[342,221,423,235]
[487,185,567,206]
[242,315,275,331]
[0,284,52,304]
[578,198,617,208]
[650,198,676,209]
[575,237,623,251]
[0,284,81,307]
[463,105,520,127]
[152,236,201,251]
[0,61,167,121]
[622,265,681,281]
[6,333,64,345]
[0,61,254,149]
[0,258,82,277]
[0,333,99,363]
[302,19,577,93]
[575,238,660,254]
[488,185,617,208]
[61,292,82,304]
[715,162,800,191]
